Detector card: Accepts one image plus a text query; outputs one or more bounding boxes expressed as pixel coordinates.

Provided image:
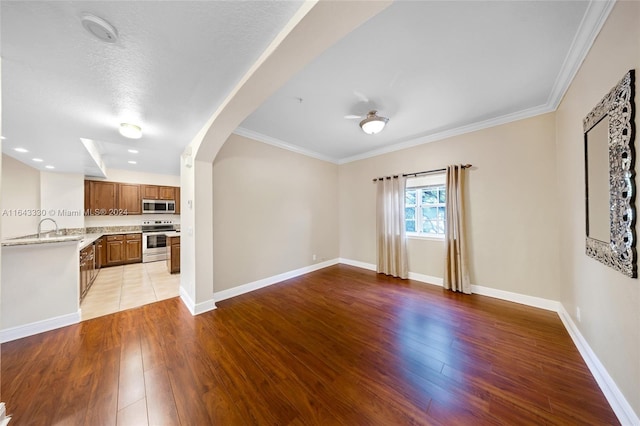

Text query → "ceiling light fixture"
[14,148,29,153]
[32,158,43,162]
[128,149,139,154]
[0,136,6,140]
[359,111,389,135]
[81,14,118,43]
[45,165,55,169]
[128,160,137,164]
[119,123,142,139]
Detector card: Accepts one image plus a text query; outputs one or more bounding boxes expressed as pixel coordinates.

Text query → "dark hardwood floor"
[1,264,619,425]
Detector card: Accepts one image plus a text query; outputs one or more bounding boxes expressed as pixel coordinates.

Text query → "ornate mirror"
[584,70,636,277]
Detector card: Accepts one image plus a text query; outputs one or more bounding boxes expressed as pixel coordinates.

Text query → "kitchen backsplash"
[84,213,180,228]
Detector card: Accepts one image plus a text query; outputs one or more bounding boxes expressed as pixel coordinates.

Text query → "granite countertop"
[2,234,84,247]
[2,226,180,250]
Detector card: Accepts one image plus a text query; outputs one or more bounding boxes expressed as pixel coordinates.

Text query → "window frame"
[405,178,447,240]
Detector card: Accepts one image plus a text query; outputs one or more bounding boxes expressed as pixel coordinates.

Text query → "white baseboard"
[0,310,81,343]
[408,272,444,286]
[214,258,339,302]
[470,284,560,312]
[557,305,639,426]
[179,286,216,316]
[338,258,375,271]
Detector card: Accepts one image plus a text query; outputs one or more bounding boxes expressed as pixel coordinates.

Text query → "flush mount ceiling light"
[14,148,29,153]
[119,123,142,139]
[81,14,118,43]
[359,111,389,135]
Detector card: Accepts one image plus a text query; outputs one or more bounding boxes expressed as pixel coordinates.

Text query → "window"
[405,176,446,237]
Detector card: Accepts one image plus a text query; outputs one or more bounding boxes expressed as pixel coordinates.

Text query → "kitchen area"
[79,180,182,319]
[0,160,183,342]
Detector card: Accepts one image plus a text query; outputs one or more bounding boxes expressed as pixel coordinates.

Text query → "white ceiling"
[1,1,608,176]
[240,0,600,163]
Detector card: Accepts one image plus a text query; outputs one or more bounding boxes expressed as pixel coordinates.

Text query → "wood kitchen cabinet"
[95,237,106,269]
[86,180,179,215]
[159,186,175,200]
[106,235,125,266]
[143,185,176,201]
[118,184,142,215]
[125,233,142,264]
[142,185,160,200]
[167,235,180,273]
[86,181,118,213]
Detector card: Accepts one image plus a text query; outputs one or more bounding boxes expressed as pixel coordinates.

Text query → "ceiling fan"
[344,90,389,134]
[345,110,389,135]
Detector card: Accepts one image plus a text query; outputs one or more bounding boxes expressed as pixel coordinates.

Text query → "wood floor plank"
[1,264,620,425]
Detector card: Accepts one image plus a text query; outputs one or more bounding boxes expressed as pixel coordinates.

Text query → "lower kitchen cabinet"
[167,235,180,274]
[125,233,142,263]
[79,244,97,301]
[106,235,125,266]
[106,233,142,266]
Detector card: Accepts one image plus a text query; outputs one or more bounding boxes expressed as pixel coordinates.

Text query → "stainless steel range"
[142,219,175,263]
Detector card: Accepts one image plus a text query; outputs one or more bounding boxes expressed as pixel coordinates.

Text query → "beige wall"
[555,0,640,415]
[212,133,339,292]
[339,113,560,300]
[1,155,41,239]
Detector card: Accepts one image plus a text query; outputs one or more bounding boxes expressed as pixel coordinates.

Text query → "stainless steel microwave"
[142,199,176,214]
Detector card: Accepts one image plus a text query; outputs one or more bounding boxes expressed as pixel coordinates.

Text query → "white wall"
[1,155,41,239]
[40,171,84,230]
[555,0,640,416]
[101,168,180,186]
[1,241,79,337]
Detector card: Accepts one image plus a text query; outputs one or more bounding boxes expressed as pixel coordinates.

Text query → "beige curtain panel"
[444,164,471,294]
[376,176,409,279]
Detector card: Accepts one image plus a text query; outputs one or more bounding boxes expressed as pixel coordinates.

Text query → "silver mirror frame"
[583,70,636,278]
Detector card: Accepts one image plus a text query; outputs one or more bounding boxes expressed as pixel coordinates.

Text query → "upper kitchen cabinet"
[119,183,142,215]
[142,185,160,200]
[159,186,175,200]
[143,185,176,200]
[86,181,118,212]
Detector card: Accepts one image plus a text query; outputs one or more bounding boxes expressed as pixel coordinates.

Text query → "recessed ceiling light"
[14,148,29,153]
[32,158,44,162]
[119,123,142,139]
[128,160,137,164]
[81,14,118,43]
[128,149,139,154]
[45,165,55,169]
[0,136,6,140]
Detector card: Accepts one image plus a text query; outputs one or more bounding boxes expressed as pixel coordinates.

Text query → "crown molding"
[233,127,339,164]
[546,0,616,109]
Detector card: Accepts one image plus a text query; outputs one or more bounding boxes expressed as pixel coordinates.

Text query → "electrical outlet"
[576,307,581,322]
[312,254,317,261]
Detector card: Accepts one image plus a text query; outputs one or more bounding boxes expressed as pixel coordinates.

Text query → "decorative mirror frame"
[584,70,636,278]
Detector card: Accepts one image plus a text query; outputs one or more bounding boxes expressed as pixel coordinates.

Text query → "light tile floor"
[80,261,180,321]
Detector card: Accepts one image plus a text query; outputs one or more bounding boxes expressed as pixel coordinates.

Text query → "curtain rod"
[372,164,472,182]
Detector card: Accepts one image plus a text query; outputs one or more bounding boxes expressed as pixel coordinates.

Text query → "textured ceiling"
[1,1,610,175]
[1,0,303,175]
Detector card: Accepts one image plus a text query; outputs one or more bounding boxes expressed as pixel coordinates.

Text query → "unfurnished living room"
[0,1,639,425]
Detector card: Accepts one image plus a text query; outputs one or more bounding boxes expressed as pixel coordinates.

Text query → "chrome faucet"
[37,218,60,238]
